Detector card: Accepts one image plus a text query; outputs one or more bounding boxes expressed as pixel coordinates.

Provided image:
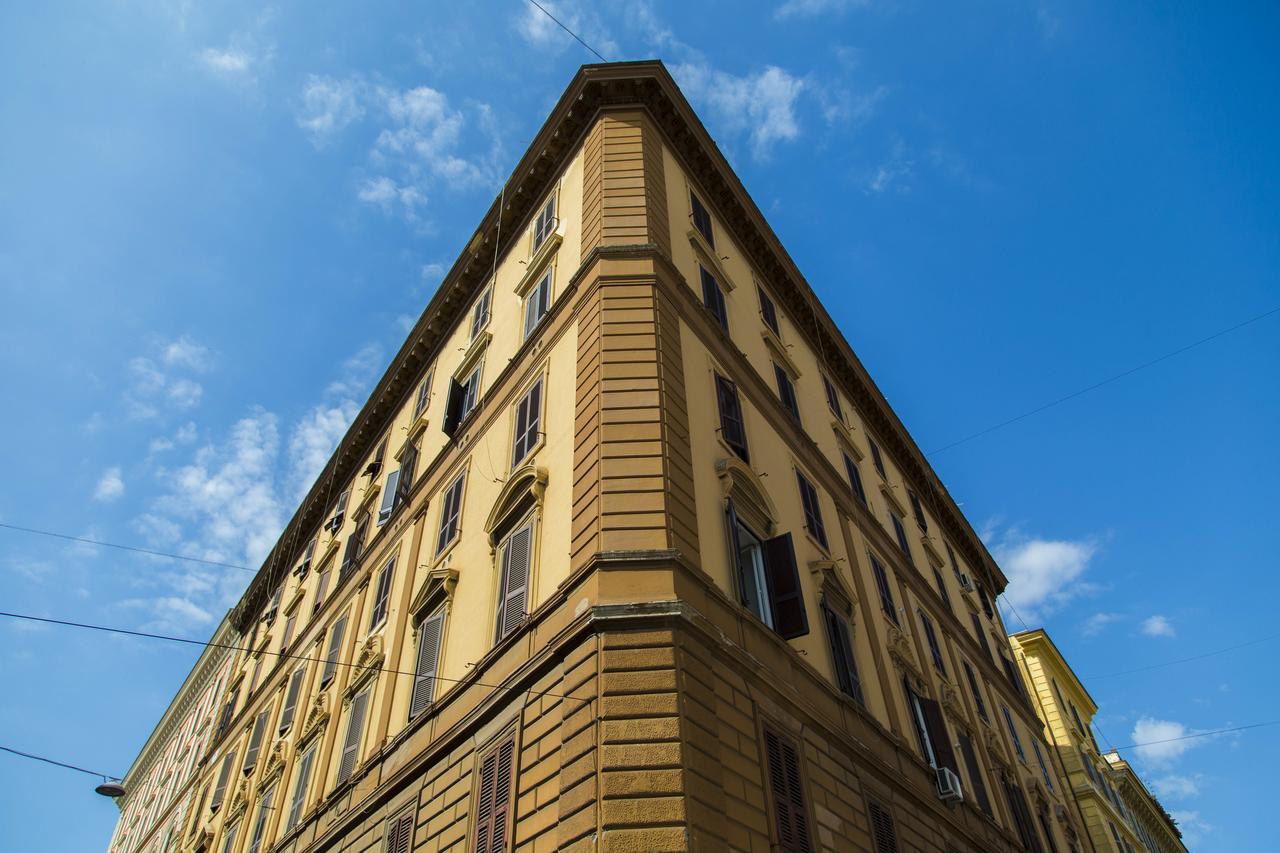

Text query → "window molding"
[454,330,491,381]
[715,455,776,538]
[483,464,549,548]
[688,227,734,290]
[878,481,908,518]
[762,330,802,379]
[342,634,384,700]
[516,231,561,297]
[408,566,460,622]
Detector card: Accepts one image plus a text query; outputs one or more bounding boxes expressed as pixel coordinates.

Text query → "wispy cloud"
[195,11,276,85]
[1081,611,1122,637]
[93,466,125,503]
[514,0,619,59]
[775,0,870,21]
[1141,614,1176,638]
[985,522,1098,620]
[1151,774,1200,800]
[162,336,214,372]
[671,63,805,160]
[297,74,366,146]
[1131,717,1215,767]
[1169,810,1211,847]
[123,337,212,421]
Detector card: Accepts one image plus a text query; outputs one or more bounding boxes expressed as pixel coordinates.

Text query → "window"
[757,284,780,336]
[870,554,898,623]
[821,599,863,704]
[473,735,516,853]
[443,365,483,438]
[321,615,347,687]
[1033,740,1055,792]
[326,489,350,533]
[215,689,238,741]
[690,191,714,247]
[918,609,947,675]
[280,613,296,654]
[339,514,368,582]
[435,472,466,556]
[337,689,369,784]
[413,368,434,418]
[726,505,808,639]
[1038,806,1061,853]
[821,374,843,420]
[313,562,331,615]
[511,377,543,467]
[263,585,282,625]
[867,800,899,853]
[219,823,239,853]
[958,731,993,816]
[795,471,827,549]
[278,665,305,733]
[962,661,989,722]
[295,537,316,579]
[1068,701,1086,735]
[533,192,557,252]
[369,558,395,631]
[904,682,940,769]
[842,453,867,506]
[868,437,886,478]
[1002,654,1028,699]
[762,726,811,852]
[971,612,991,658]
[247,785,274,853]
[286,742,316,830]
[470,289,492,341]
[522,269,552,341]
[891,514,914,566]
[495,519,532,642]
[931,566,952,612]
[977,582,994,619]
[774,363,801,423]
[908,491,927,532]
[368,438,387,480]
[242,709,269,774]
[384,806,415,853]
[378,442,418,526]
[410,609,445,719]
[210,753,236,812]
[1003,776,1044,853]
[700,266,729,333]
[714,373,749,463]
[1002,705,1027,761]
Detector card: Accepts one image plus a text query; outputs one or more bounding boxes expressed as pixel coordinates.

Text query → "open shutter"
[918,696,958,775]
[725,499,746,605]
[397,443,417,507]
[278,666,305,733]
[378,470,399,524]
[762,532,809,639]
[443,378,465,437]
[322,615,346,685]
[337,690,369,783]
[211,753,235,811]
[242,710,268,774]
[496,524,531,642]
[339,517,367,580]
[958,732,992,816]
[409,610,445,719]
[867,800,899,853]
[764,728,811,853]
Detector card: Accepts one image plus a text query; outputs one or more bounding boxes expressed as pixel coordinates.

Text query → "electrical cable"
[0,522,253,573]
[1086,631,1280,681]
[927,305,1280,456]
[523,0,609,62]
[0,745,120,782]
[1109,720,1279,753]
[0,610,591,705]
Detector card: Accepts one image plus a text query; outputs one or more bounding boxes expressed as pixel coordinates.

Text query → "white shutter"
[337,690,369,783]
[409,610,445,720]
[497,523,532,641]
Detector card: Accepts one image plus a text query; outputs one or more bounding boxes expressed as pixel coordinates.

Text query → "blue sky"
[1,1,1276,850]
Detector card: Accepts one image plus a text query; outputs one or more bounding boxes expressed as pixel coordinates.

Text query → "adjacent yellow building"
[1010,629,1188,853]
[110,61,1091,853]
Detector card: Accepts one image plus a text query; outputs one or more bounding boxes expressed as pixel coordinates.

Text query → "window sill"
[431,534,461,570]
[762,329,802,379]
[803,528,831,557]
[878,482,907,517]
[919,535,945,568]
[517,230,563,296]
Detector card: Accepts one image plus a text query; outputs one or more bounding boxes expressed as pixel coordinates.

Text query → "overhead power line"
[1,745,120,782]
[0,611,591,706]
[0,522,254,573]
[524,0,609,62]
[928,304,1280,456]
[1110,720,1280,753]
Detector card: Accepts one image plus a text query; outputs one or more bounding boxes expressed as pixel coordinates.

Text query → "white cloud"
[197,46,253,75]
[671,63,804,160]
[195,13,275,84]
[93,467,125,503]
[1081,611,1122,637]
[1151,774,1200,800]
[166,378,204,410]
[1170,810,1210,847]
[420,262,445,282]
[324,343,382,400]
[162,336,213,371]
[1141,615,1176,638]
[123,338,212,420]
[1131,717,1213,767]
[515,0,619,59]
[286,401,358,503]
[985,524,1098,620]
[866,138,914,194]
[118,595,214,634]
[297,74,366,146]
[775,0,869,20]
[175,421,198,444]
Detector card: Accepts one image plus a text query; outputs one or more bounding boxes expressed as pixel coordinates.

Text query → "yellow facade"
[1010,630,1187,853]
[112,62,1090,853]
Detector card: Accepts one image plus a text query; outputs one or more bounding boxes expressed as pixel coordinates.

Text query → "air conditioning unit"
[957,572,974,593]
[936,766,964,804]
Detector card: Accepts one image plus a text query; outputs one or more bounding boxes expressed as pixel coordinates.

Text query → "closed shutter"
[322,615,347,686]
[971,613,991,657]
[278,666,306,733]
[242,710,268,774]
[409,610,445,719]
[473,735,515,853]
[443,377,465,437]
[378,470,399,524]
[843,454,867,505]
[1004,777,1044,853]
[337,690,369,784]
[822,602,863,704]
[918,696,958,775]
[762,532,809,639]
[963,661,989,721]
[701,267,728,332]
[511,379,542,466]
[286,743,315,829]
[867,799,899,853]
[871,555,897,623]
[215,688,238,740]
[958,732,992,816]
[210,752,235,811]
[496,523,532,642]
[370,559,395,630]
[714,374,749,462]
[385,808,415,853]
[763,727,811,853]
[247,786,273,853]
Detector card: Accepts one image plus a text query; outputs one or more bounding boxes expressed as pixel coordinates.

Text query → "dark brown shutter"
[725,500,746,605]
[917,696,957,774]
[397,442,417,507]
[278,666,305,733]
[763,727,811,852]
[211,752,235,811]
[971,613,991,658]
[473,736,515,853]
[762,532,809,639]
[496,523,531,642]
[385,807,414,853]
[715,374,749,462]
[322,615,346,685]
[443,378,465,437]
[958,732,992,816]
[340,516,367,581]
[242,710,268,774]
[867,799,899,853]
[409,610,445,719]
[823,602,863,704]
[337,690,368,783]
[1003,776,1044,853]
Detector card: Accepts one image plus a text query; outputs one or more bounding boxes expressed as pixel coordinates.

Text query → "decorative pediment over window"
[226,778,251,824]
[189,826,212,853]
[257,740,290,791]
[886,623,923,683]
[987,730,1009,766]
[810,560,857,615]
[1055,803,1071,827]
[456,330,492,380]
[716,456,776,537]
[409,566,459,621]
[345,635,384,699]
[762,331,801,379]
[940,681,967,723]
[299,693,329,745]
[484,464,548,546]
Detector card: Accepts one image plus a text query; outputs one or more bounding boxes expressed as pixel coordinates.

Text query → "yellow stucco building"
[1010,629,1187,853]
[110,61,1092,853]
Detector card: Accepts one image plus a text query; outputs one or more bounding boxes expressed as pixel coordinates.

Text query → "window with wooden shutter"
[281,613,296,655]
[700,266,729,333]
[247,785,274,853]
[215,688,238,741]
[867,799,899,853]
[321,615,347,686]
[413,369,433,418]
[471,288,493,341]
[962,661,989,722]
[763,726,811,853]
[795,471,827,549]
[442,377,466,438]
[511,378,543,467]
[337,689,369,784]
[843,452,867,506]
[210,752,235,811]
[958,731,992,816]
[908,491,927,532]
[757,284,779,335]
[714,373,749,463]
[286,742,316,830]
[296,537,316,579]
[378,470,399,526]
[762,532,809,639]
[495,520,532,643]
[313,563,331,615]
[384,806,415,853]
[435,472,466,556]
[410,609,445,720]
[533,193,557,251]
[523,270,553,341]
[1003,776,1044,853]
[690,192,714,248]
[918,609,947,675]
[1002,705,1027,761]
[918,694,958,776]
[971,612,991,658]
[398,443,418,508]
[369,557,395,631]
[278,666,306,733]
[242,709,268,774]
[219,822,239,853]
[339,515,368,582]
[821,599,863,704]
[774,363,801,423]
[472,735,516,853]
[870,554,898,624]
[822,373,843,420]
[891,514,914,566]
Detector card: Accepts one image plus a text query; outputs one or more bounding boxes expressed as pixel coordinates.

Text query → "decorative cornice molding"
[345,635,384,699]
[299,693,330,746]
[257,739,289,792]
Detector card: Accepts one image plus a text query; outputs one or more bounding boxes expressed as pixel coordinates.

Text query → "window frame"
[870,553,899,624]
[470,288,492,341]
[368,557,395,632]
[821,373,843,421]
[757,283,780,337]
[700,265,729,333]
[774,362,801,423]
[690,191,714,248]
[510,375,544,468]
[522,268,553,341]
[434,470,467,558]
[532,191,557,253]
[714,372,750,463]
[795,470,828,550]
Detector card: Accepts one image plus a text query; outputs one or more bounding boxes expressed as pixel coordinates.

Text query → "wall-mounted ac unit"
[936,766,964,803]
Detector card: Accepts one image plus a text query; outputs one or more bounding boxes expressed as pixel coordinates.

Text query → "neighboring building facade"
[112,61,1088,853]
[1010,629,1187,853]
[108,616,237,853]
